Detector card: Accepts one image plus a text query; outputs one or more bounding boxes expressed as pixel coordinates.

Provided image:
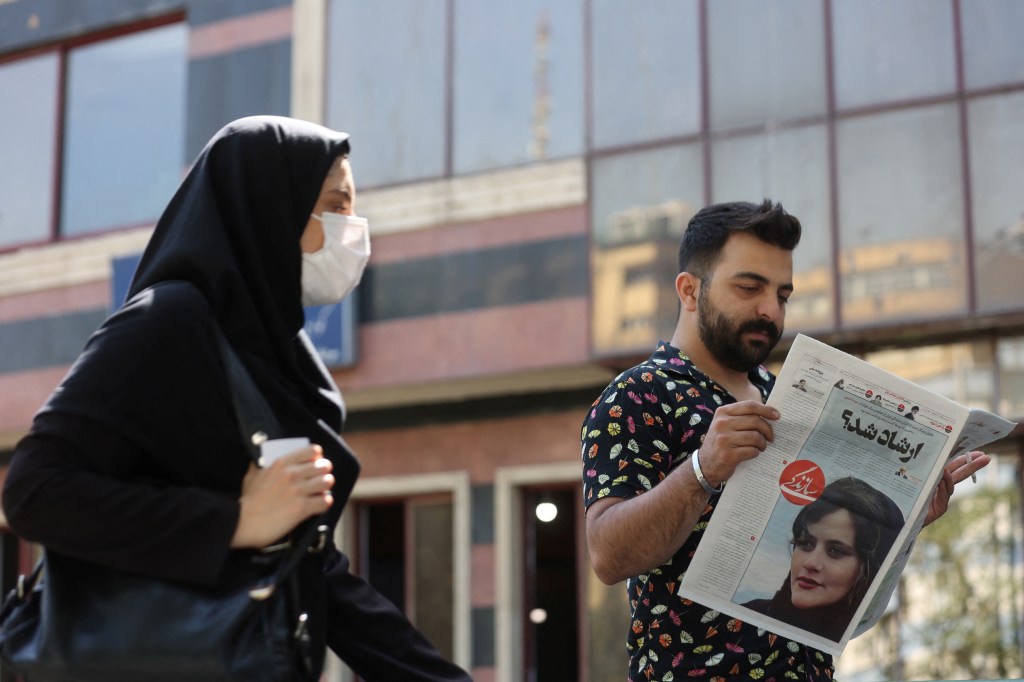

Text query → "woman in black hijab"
[742,477,904,642]
[3,116,471,681]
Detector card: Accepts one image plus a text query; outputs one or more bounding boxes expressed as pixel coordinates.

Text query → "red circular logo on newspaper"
[778,460,826,506]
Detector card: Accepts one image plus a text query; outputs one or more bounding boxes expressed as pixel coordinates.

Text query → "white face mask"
[301,213,371,307]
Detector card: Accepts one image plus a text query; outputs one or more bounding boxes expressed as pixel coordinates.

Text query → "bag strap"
[214,332,329,584]
[215,333,281,462]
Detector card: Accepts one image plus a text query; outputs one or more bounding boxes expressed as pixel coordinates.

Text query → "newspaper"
[678,333,1017,656]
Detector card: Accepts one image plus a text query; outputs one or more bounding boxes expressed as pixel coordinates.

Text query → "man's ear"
[676,272,700,312]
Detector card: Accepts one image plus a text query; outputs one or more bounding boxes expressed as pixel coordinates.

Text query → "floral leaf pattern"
[581,342,834,681]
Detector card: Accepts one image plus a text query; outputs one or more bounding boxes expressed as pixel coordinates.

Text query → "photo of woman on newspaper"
[742,477,904,641]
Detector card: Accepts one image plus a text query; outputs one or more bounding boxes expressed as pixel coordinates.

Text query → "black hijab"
[131,116,349,370]
[35,116,358,494]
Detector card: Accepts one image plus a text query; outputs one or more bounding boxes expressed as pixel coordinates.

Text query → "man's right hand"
[586,401,781,584]
[691,400,779,489]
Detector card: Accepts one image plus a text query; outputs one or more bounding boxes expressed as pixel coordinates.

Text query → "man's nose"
[757,294,782,321]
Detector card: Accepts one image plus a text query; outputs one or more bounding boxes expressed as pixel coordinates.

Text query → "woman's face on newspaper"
[790,509,860,610]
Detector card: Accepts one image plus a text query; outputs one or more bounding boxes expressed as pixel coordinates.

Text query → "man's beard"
[697,285,781,373]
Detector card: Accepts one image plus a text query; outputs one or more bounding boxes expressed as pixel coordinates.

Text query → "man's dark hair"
[677,199,801,279]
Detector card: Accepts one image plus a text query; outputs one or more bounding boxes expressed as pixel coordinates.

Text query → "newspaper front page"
[678,334,1016,656]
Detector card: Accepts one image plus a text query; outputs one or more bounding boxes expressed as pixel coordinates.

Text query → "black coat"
[3,117,470,682]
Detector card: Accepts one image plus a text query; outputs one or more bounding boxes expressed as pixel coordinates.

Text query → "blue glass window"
[326,0,447,187]
[60,23,186,236]
[0,52,59,247]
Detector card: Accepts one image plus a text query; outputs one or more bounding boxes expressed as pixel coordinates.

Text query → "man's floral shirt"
[581,342,834,682]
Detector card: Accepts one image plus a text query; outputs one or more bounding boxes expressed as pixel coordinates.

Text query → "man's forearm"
[586,463,711,584]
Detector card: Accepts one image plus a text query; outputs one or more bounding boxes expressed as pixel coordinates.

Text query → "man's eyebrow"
[731,271,769,283]
[730,271,794,291]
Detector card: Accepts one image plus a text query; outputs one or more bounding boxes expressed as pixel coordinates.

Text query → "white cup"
[258,437,311,468]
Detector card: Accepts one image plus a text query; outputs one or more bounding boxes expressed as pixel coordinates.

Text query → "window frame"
[0,12,185,253]
[332,471,471,681]
[494,461,581,682]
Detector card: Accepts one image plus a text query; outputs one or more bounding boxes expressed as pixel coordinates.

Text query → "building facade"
[1,1,1022,680]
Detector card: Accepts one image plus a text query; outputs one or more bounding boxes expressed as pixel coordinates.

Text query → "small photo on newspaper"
[679,334,1017,656]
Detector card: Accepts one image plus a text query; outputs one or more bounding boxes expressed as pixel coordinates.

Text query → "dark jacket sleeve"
[3,414,240,586]
[323,549,472,681]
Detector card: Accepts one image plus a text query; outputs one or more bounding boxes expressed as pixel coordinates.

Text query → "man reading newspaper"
[581,200,988,681]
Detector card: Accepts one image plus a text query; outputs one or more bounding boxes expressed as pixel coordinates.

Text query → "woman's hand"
[231,444,334,549]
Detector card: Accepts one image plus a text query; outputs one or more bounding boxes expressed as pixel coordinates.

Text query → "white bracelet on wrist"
[691,449,724,495]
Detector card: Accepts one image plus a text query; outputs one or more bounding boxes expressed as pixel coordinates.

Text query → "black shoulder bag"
[0,334,328,681]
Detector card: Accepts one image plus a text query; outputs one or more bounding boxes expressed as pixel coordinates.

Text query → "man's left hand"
[924,450,990,526]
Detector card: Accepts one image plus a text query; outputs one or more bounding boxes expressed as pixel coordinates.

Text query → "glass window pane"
[832,0,956,109]
[591,0,700,149]
[0,52,59,247]
[961,0,1024,90]
[711,125,832,331]
[523,488,578,681]
[60,23,186,236]
[864,341,995,412]
[998,336,1024,419]
[412,499,454,660]
[326,0,446,187]
[360,502,405,608]
[969,92,1024,314]
[591,144,703,355]
[836,104,965,326]
[453,0,584,174]
[707,0,826,130]
[585,567,632,681]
